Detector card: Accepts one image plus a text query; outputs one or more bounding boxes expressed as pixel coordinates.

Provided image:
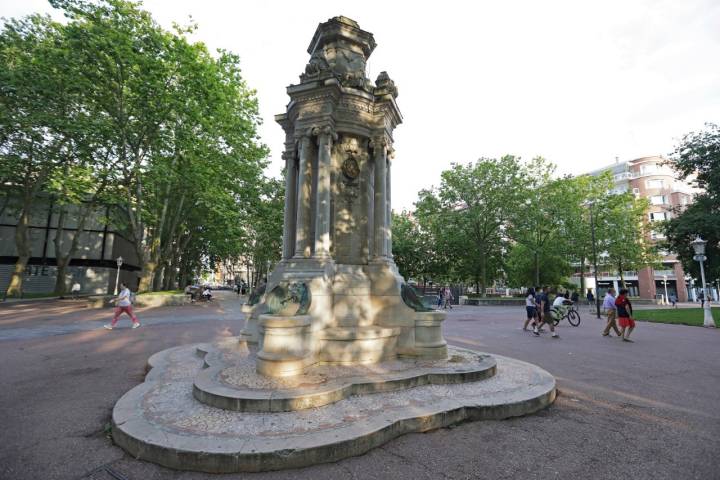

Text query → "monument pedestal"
[112,338,556,473]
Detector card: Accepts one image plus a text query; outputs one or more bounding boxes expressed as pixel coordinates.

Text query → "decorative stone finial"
[375,71,398,99]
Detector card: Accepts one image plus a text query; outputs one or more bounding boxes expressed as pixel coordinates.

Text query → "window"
[632,187,640,195]
[641,163,657,174]
[649,212,667,221]
[650,195,666,205]
[646,179,663,189]
[681,196,688,205]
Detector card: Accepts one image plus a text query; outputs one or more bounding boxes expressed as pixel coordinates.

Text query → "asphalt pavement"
[0,293,718,480]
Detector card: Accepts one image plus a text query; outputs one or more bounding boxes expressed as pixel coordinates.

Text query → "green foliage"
[391,211,433,281]
[1,0,274,294]
[663,123,720,284]
[505,243,569,288]
[413,156,523,291]
[597,193,660,282]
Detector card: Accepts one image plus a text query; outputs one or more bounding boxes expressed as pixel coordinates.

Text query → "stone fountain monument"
[239,15,446,378]
[110,17,556,473]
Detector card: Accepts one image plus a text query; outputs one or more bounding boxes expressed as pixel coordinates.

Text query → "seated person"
[202,287,212,300]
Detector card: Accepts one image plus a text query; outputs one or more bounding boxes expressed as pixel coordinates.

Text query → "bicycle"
[551,304,581,327]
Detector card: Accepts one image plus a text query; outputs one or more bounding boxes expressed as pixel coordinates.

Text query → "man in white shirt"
[70,281,81,300]
[601,288,621,337]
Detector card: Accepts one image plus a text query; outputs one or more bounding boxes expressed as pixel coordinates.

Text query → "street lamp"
[690,236,715,328]
[662,274,668,305]
[114,256,123,296]
[586,200,601,319]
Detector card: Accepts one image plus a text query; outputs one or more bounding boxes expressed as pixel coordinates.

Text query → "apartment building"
[581,156,697,301]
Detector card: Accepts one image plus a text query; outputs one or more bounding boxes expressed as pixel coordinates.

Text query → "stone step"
[112,343,556,473]
[192,341,497,412]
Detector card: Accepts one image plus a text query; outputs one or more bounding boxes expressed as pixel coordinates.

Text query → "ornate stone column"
[371,137,388,259]
[314,126,336,259]
[294,133,313,258]
[386,148,393,258]
[282,150,298,260]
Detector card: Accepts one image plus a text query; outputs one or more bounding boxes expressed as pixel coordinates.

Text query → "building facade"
[0,197,140,296]
[580,156,697,301]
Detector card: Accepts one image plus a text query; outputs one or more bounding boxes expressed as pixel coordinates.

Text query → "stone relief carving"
[401,283,433,312]
[247,282,267,306]
[266,282,311,316]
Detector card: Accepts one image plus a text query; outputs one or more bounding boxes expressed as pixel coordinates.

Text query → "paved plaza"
[0,291,718,480]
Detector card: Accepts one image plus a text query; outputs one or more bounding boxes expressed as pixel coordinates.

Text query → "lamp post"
[662,274,668,305]
[690,236,715,328]
[586,201,601,319]
[114,256,123,296]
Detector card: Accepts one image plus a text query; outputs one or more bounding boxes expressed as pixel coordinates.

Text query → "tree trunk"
[480,255,487,297]
[579,256,586,294]
[534,250,540,287]
[6,206,31,298]
[153,265,164,291]
[54,258,69,297]
[618,262,626,289]
[138,263,155,293]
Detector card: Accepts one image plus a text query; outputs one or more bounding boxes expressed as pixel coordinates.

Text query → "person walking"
[443,286,454,309]
[615,288,635,342]
[698,290,705,308]
[104,282,141,330]
[601,288,621,337]
[669,293,677,308]
[437,288,443,308]
[533,287,559,338]
[586,288,595,305]
[522,288,537,331]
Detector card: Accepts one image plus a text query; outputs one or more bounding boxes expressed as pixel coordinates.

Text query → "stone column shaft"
[282,153,298,260]
[314,127,334,258]
[386,153,392,258]
[373,139,387,258]
[294,136,313,258]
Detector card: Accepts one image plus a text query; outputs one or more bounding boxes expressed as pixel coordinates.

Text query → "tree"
[391,210,433,282]
[599,193,660,287]
[663,123,720,283]
[506,157,573,287]
[505,243,569,288]
[0,14,102,297]
[414,156,524,293]
[55,0,268,291]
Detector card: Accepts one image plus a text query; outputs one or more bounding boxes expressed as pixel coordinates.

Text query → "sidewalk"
[0,291,246,341]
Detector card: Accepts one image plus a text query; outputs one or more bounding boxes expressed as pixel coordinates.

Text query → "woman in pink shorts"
[615,288,635,342]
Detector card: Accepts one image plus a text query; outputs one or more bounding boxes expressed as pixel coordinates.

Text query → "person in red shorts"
[615,288,635,342]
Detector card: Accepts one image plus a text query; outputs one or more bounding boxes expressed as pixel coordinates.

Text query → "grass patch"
[137,289,184,296]
[633,307,720,327]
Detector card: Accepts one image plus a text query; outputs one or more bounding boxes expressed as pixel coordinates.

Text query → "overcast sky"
[2,0,719,210]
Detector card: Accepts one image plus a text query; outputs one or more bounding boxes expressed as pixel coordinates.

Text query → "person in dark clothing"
[571,291,579,303]
[533,287,559,338]
[586,288,595,304]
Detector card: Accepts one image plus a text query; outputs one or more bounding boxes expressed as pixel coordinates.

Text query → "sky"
[2,0,719,210]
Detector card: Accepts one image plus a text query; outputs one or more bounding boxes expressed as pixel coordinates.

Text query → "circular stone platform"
[111,341,556,473]
[193,339,497,412]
